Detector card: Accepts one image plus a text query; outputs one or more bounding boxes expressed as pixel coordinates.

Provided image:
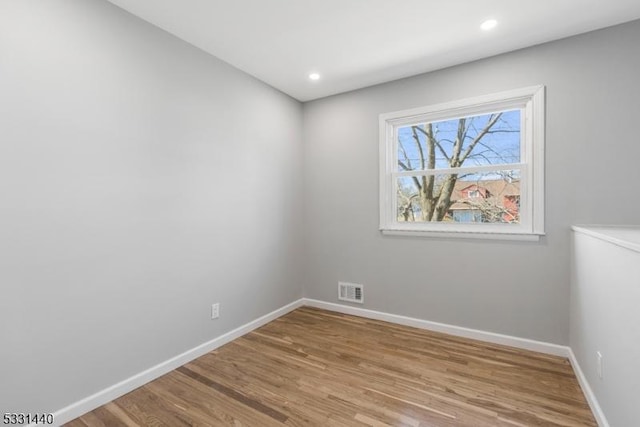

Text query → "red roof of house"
[449,179,520,210]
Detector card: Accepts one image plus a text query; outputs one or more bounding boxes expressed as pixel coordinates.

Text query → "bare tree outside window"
[395,110,521,224]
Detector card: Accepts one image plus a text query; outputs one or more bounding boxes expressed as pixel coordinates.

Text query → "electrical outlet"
[596,351,603,379]
[211,303,220,319]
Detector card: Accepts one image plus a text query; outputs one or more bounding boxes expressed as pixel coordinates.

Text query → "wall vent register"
[338,282,364,303]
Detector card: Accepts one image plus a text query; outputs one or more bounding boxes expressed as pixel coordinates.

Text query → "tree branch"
[449,118,467,167]
[459,113,502,164]
[411,126,426,170]
[414,125,450,163]
[398,160,423,192]
[398,141,415,171]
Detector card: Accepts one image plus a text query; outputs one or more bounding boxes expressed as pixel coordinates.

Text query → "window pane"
[397,110,520,171]
[397,170,521,224]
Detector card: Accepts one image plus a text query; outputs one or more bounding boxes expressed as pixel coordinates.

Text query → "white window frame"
[379,85,545,241]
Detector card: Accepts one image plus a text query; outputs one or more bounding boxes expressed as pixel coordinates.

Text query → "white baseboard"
[47,297,608,426]
[302,298,570,357]
[47,298,304,427]
[567,348,610,427]
[304,299,612,424]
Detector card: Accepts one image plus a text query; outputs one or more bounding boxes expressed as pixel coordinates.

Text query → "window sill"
[381,229,542,241]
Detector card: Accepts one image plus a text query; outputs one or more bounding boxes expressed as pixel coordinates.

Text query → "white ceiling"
[107,0,640,101]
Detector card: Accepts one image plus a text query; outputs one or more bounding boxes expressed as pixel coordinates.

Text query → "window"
[452,210,482,223]
[379,86,545,240]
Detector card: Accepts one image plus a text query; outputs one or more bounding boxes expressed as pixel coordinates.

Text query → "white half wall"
[570,227,640,427]
[0,0,303,415]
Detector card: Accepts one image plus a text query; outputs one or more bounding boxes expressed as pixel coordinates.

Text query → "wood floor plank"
[176,366,289,423]
[65,307,596,426]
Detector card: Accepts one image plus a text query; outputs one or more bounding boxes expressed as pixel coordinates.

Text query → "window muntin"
[379,86,545,238]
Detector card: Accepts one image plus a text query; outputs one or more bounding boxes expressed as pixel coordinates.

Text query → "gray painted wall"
[0,0,302,414]
[3,0,640,418]
[302,20,640,345]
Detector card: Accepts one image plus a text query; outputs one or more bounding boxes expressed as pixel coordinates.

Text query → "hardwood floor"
[66,307,596,426]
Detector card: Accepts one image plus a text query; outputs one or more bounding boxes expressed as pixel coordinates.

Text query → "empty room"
[2,0,639,426]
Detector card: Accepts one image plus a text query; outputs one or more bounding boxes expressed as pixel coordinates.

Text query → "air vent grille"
[338,282,364,304]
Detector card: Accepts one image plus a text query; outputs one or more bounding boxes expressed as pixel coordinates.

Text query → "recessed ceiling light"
[480,19,498,31]
[309,73,321,81]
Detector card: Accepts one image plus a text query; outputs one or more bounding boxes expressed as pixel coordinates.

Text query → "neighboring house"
[448,179,520,223]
